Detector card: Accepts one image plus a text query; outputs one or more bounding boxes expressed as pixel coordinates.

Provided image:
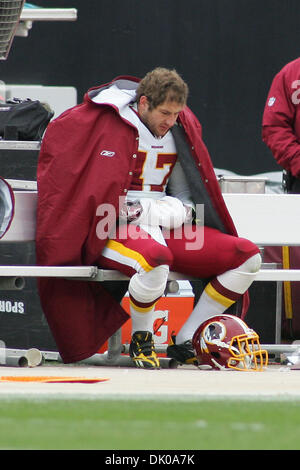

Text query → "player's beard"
[139,110,168,138]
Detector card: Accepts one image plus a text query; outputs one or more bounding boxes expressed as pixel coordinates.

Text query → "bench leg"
[275,281,283,344]
[275,281,282,344]
[107,328,124,360]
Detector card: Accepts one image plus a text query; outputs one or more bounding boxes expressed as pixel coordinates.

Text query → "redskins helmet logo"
[200,321,227,353]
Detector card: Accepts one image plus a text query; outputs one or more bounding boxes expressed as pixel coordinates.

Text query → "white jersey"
[126,104,194,208]
[93,83,193,246]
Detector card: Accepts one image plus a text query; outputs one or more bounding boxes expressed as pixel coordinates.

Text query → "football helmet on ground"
[192,314,268,371]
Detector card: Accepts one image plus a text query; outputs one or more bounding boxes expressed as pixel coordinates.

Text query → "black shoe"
[167,335,198,366]
[129,331,160,369]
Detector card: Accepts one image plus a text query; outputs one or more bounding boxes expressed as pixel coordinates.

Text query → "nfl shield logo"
[268,97,276,107]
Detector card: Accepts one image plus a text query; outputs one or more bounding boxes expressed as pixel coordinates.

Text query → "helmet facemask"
[227,332,268,371]
[193,315,268,371]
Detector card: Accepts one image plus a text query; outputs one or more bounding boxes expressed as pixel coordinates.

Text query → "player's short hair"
[136,67,189,109]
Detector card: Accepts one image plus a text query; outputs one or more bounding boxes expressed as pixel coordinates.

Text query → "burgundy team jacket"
[36,75,243,363]
[262,57,300,177]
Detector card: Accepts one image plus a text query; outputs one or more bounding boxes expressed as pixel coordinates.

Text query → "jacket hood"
[87,76,140,114]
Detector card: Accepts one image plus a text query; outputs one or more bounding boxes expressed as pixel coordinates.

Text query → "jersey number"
[136,150,177,191]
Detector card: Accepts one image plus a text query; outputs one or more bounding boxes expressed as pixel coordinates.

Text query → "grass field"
[0,397,299,450]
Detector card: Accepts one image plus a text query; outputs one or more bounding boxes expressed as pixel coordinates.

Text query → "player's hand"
[119,199,143,222]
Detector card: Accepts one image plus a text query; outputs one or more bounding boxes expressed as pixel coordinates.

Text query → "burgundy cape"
[36,75,247,363]
[262,57,300,177]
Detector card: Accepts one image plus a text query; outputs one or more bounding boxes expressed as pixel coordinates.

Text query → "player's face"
[138,96,184,137]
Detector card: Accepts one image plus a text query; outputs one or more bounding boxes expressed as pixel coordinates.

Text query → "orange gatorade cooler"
[98,282,194,355]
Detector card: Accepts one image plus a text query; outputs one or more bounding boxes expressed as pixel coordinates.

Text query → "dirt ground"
[0,361,300,400]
